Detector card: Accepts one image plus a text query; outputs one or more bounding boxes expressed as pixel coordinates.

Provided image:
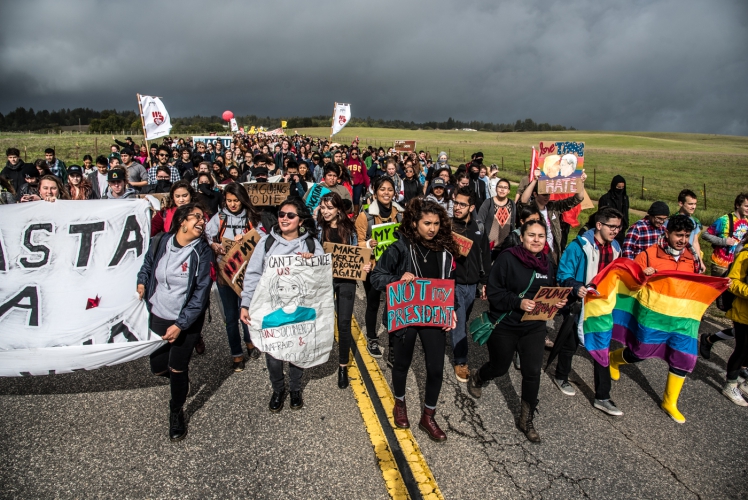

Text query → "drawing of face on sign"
[542,155,561,178]
[262,274,317,329]
[559,154,577,177]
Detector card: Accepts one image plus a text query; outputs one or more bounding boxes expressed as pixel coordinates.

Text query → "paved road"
[1,285,747,499]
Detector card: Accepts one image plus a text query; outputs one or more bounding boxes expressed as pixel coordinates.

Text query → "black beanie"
[647,201,670,217]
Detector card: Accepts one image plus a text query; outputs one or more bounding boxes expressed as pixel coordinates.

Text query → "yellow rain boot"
[609,348,627,381]
[661,372,686,424]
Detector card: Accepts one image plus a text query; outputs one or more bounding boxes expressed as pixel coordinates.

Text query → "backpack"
[715,214,737,312]
[264,233,316,254]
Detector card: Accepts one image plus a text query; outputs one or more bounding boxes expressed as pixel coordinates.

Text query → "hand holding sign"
[386,278,455,332]
[521,287,572,321]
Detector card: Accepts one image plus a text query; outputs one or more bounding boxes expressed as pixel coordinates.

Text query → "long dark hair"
[316,192,355,244]
[400,198,458,254]
[222,182,261,227]
[272,197,317,238]
[170,203,203,235]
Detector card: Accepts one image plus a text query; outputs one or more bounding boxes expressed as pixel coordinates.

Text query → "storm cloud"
[1,0,746,135]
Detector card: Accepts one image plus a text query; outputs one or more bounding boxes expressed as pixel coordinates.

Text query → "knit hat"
[647,201,670,217]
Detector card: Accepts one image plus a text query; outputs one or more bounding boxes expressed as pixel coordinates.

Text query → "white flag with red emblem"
[331,102,351,136]
[139,95,172,140]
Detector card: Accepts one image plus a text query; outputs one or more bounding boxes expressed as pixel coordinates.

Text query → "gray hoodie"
[150,237,201,321]
[103,186,139,199]
[240,228,324,309]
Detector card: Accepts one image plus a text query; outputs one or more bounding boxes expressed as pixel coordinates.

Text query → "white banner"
[230,118,238,132]
[192,135,233,149]
[248,254,334,369]
[0,200,162,376]
[263,128,285,137]
[139,95,172,140]
[331,102,351,136]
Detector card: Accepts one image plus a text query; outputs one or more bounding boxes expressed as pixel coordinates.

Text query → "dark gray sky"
[1,0,746,135]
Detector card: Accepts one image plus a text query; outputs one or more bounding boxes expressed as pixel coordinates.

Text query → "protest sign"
[305,183,331,210]
[248,254,334,369]
[452,232,473,257]
[243,182,290,206]
[0,200,161,377]
[219,229,263,296]
[230,118,238,132]
[394,140,417,153]
[192,135,233,150]
[137,193,169,211]
[323,242,372,280]
[371,222,400,260]
[537,141,585,194]
[521,287,572,321]
[386,279,455,332]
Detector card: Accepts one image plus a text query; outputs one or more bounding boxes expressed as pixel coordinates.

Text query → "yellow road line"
[350,319,444,500]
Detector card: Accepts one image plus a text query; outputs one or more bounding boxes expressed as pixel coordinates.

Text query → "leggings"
[362,273,382,340]
[622,348,687,377]
[727,322,748,381]
[149,313,204,411]
[478,322,546,405]
[392,327,446,408]
[334,281,357,365]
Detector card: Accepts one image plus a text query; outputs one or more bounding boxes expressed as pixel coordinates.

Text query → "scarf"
[507,245,549,274]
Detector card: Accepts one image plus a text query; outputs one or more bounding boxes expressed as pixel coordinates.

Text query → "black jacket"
[469,174,488,210]
[370,233,459,328]
[402,177,421,205]
[452,216,491,286]
[137,233,213,331]
[487,250,557,328]
[1,160,26,193]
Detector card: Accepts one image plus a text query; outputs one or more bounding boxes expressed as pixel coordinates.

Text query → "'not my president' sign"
[385,278,455,332]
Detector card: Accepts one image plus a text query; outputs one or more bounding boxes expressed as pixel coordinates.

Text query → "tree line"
[0,107,573,134]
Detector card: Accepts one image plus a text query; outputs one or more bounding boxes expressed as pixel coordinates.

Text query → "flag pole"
[330,102,336,138]
[136,94,149,158]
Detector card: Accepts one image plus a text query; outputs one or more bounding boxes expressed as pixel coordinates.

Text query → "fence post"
[523,160,527,173]
[704,183,707,210]
[641,176,644,199]
[95,137,98,157]
[24,146,27,162]
[501,156,504,170]
[593,168,596,190]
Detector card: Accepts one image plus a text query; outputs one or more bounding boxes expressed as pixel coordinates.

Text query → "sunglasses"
[278,211,298,220]
[158,153,169,157]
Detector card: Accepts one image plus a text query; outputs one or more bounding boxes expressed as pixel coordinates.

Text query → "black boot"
[169,407,187,441]
[467,369,485,399]
[290,390,304,410]
[518,400,540,443]
[338,366,349,389]
[269,390,286,413]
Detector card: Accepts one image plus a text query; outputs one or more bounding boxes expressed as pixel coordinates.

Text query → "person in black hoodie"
[597,175,629,244]
[450,187,491,382]
[370,198,459,442]
[2,147,26,193]
[137,203,213,442]
[467,219,568,443]
[402,160,421,206]
[173,147,196,182]
[467,153,488,210]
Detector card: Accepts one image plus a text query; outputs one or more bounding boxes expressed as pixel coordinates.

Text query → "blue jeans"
[450,283,476,365]
[217,283,250,358]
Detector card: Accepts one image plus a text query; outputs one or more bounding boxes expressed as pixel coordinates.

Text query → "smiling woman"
[136,203,213,442]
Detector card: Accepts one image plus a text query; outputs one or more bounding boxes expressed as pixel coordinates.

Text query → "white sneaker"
[739,381,748,400]
[722,383,748,407]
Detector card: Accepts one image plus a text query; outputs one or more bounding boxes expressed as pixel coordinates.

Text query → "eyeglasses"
[351,152,358,156]
[186,213,204,220]
[454,201,471,208]
[158,153,169,157]
[278,211,298,220]
[601,222,621,231]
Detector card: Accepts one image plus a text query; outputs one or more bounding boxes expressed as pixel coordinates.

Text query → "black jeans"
[727,322,748,380]
[149,313,203,411]
[335,281,357,365]
[478,322,545,405]
[266,354,304,393]
[362,274,382,340]
[555,313,612,400]
[392,327,446,408]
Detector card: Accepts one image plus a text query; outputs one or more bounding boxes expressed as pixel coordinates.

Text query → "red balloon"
[222,110,234,121]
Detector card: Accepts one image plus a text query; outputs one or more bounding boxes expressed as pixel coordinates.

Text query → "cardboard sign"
[386,279,455,332]
[521,287,572,321]
[452,232,473,257]
[371,222,400,261]
[537,141,585,194]
[323,242,372,280]
[219,229,263,296]
[394,140,416,153]
[244,182,290,206]
[138,193,169,211]
[305,183,331,210]
[221,237,237,255]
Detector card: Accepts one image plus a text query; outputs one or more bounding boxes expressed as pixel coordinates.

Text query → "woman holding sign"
[466,219,568,443]
[355,176,404,362]
[240,198,324,412]
[137,203,213,442]
[206,182,263,371]
[370,198,459,442]
[316,192,371,389]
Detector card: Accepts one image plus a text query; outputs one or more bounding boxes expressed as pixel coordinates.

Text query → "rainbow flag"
[582,259,728,373]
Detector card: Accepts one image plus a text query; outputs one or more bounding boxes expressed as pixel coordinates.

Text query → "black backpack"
[264,233,316,254]
[715,215,737,312]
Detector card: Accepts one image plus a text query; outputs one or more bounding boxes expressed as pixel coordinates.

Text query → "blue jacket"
[557,229,621,299]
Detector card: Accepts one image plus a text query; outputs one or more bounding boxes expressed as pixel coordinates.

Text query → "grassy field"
[2,128,747,227]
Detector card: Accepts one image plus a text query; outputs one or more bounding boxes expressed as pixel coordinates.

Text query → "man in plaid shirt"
[622,201,670,260]
[147,145,181,185]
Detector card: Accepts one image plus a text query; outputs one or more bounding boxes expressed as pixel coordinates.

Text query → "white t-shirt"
[540,208,554,248]
[97,172,108,197]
